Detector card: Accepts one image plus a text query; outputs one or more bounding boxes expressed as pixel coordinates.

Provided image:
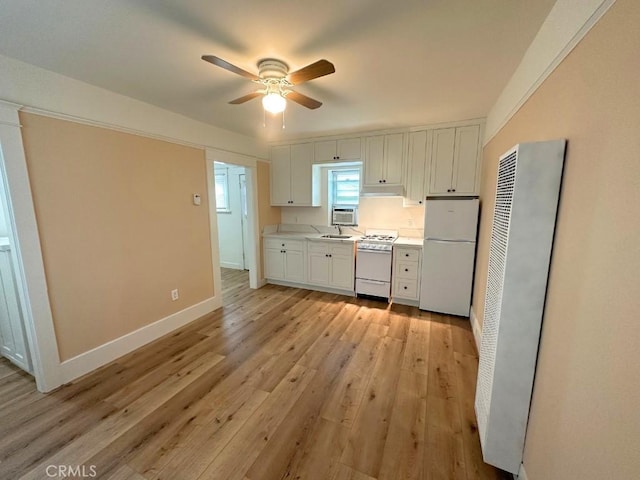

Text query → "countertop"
[264,231,423,247]
[394,237,423,247]
[263,231,361,244]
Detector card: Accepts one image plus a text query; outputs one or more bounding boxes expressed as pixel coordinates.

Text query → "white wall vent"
[475,140,566,474]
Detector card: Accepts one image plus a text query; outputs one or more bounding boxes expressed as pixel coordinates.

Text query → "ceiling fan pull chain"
[282,109,286,130]
[263,108,266,128]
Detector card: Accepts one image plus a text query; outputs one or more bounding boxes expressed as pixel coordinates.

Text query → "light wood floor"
[0,268,508,480]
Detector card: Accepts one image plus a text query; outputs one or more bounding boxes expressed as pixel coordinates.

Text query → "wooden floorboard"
[0,267,506,480]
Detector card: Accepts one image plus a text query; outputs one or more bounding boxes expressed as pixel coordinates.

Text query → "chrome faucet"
[337,225,343,235]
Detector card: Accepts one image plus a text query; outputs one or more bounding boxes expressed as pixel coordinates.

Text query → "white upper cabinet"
[452,125,482,194]
[270,142,319,206]
[428,125,481,196]
[404,130,432,205]
[290,143,314,204]
[363,133,405,186]
[314,138,362,163]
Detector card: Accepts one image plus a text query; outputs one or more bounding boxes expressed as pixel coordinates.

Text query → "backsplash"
[279,196,425,237]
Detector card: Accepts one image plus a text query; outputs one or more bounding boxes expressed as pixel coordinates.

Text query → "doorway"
[206,150,261,304]
[214,162,250,270]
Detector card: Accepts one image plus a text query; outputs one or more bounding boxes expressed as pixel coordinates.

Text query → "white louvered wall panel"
[476,151,516,443]
[474,141,566,474]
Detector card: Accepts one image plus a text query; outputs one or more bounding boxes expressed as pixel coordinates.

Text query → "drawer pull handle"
[404,268,409,272]
[405,253,409,257]
[403,286,408,290]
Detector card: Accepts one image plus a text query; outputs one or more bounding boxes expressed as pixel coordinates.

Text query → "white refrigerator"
[419,198,479,316]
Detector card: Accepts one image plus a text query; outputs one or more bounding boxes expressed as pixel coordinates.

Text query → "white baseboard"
[256,278,268,288]
[517,463,529,480]
[470,306,482,352]
[59,295,221,383]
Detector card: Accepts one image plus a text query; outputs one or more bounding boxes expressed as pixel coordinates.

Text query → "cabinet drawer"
[308,242,328,254]
[356,278,390,298]
[394,279,419,300]
[395,260,420,280]
[308,241,354,256]
[264,238,304,251]
[329,243,354,256]
[395,247,420,262]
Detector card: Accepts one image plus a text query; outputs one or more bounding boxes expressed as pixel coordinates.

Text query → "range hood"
[359,184,405,197]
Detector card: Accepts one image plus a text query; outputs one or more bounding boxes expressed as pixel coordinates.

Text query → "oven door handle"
[357,279,388,285]
[357,249,392,254]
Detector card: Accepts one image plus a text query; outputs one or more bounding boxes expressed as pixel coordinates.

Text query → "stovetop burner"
[361,234,396,241]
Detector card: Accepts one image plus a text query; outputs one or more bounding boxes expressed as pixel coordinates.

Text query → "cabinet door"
[270,145,291,205]
[290,143,314,205]
[330,254,354,290]
[452,125,481,195]
[364,135,384,186]
[337,138,362,160]
[308,252,330,286]
[429,128,456,195]
[284,250,305,283]
[264,248,285,279]
[314,140,337,162]
[383,133,405,185]
[405,130,430,204]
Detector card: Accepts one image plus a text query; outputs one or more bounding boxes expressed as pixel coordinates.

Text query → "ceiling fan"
[201,55,335,114]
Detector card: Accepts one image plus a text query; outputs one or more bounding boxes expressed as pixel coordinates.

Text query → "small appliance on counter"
[355,229,398,300]
[419,198,479,316]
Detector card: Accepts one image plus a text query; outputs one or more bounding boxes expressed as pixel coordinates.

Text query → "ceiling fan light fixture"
[262,92,287,114]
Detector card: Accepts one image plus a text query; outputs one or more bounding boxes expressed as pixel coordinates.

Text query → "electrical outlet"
[171,289,179,301]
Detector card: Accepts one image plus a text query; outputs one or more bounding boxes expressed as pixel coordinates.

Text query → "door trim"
[0,101,61,392]
[206,148,262,290]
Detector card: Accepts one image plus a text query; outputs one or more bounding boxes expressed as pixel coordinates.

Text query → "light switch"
[193,193,201,206]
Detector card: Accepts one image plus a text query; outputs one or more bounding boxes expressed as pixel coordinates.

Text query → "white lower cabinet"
[264,236,355,293]
[264,238,305,283]
[307,241,355,292]
[392,245,422,305]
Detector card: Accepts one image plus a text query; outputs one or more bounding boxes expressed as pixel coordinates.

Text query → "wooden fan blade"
[286,91,322,109]
[228,92,262,104]
[202,55,260,81]
[288,59,335,85]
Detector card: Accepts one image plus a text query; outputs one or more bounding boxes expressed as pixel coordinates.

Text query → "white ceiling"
[0,0,555,141]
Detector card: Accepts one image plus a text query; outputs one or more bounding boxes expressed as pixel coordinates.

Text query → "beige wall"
[21,113,214,360]
[256,161,280,275]
[472,1,640,478]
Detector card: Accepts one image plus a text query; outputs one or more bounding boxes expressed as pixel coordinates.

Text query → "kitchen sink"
[321,234,352,239]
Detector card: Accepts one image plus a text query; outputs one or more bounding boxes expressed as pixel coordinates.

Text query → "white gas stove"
[357,231,398,252]
[355,230,398,300]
